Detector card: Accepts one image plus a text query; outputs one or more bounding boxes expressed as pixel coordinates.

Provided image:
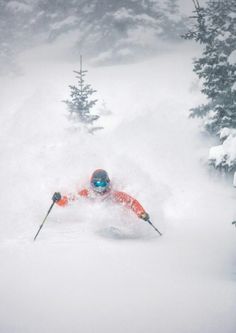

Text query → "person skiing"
[52,169,150,222]
[33,169,161,241]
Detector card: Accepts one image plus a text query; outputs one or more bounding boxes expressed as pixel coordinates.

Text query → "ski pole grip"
[52,192,62,202]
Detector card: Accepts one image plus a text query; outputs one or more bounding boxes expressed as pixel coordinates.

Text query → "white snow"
[50,16,78,30]
[0,40,236,333]
[228,49,236,64]
[113,7,133,21]
[209,132,236,170]
[232,81,236,91]
[126,26,161,47]
[217,31,231,41]
[209,145,226,166]
[220,127,236,141]
[234,172,236,187]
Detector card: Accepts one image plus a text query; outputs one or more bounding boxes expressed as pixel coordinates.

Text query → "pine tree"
[64,56,101,132]
[183,0,236,175]
[183,0,236,135]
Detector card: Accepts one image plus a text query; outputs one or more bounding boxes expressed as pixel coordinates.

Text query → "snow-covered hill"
[0,40,235,333]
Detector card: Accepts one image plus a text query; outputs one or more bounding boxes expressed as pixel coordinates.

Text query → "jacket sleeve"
[112,191,146,217]
[56,188,89,207]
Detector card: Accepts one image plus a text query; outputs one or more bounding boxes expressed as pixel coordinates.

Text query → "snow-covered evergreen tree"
[0,0,188,73]
[73,0,186,64]
[184,0,236,175]
[26,0,187,65]
[64,56,101,133]
[184,0,236,134]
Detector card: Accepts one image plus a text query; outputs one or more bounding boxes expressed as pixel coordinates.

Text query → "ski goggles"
[93,180,108,188]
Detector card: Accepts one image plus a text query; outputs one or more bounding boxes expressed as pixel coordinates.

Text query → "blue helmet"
[90,169,111,194]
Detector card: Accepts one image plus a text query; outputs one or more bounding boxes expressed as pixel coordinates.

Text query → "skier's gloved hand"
[52,192,62,202]
[139,212,150,221]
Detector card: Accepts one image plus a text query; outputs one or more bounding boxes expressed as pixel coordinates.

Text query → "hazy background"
[0,0,201,73]
[0,1,235,333]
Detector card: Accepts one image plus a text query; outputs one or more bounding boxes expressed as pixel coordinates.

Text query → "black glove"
[52,192,62,202]
[139,212,150,221]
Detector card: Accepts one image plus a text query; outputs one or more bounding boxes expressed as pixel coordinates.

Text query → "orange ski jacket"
[56,188,146,218]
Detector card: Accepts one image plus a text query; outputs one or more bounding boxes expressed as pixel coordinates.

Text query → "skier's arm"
[112,191,149,220]
[52,188,89,207]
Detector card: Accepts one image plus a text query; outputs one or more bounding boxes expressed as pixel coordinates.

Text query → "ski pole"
[33,201,55,241]
[147,219,162,236]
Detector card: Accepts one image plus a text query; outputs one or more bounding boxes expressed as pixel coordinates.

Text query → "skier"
[52,169,150,222]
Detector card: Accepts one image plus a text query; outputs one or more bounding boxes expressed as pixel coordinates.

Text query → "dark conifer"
[64,55,101,132]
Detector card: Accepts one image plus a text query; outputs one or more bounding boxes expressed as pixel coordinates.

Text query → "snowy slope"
[0,41,236,333]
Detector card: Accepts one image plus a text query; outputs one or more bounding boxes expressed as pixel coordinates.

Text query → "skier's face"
[90,169,111,194]
[91,179,111,194]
